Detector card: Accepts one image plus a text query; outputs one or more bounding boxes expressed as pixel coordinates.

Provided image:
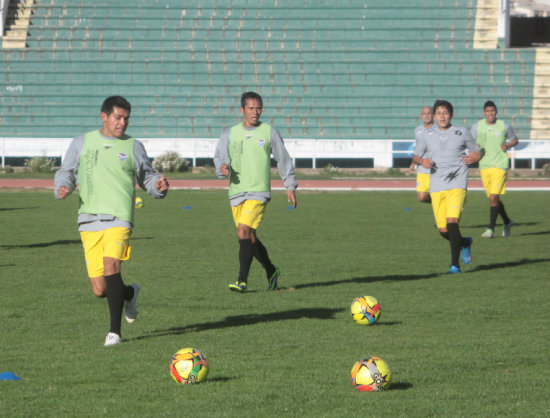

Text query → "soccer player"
[410,106,435,203]
[54,96,169,346]
[413,100,482,274]
[471,100,518,238]
[214,92,298,292]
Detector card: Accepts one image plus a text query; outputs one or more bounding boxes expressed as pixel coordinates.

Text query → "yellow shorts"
[480,168,507,197]
[80,227,132,278]
[430,189,467,229]
[232,200,267,229]
[416,173,430,193]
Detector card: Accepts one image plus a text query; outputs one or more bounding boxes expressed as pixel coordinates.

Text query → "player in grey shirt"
[413,100,482,274]
[410,106,435,203]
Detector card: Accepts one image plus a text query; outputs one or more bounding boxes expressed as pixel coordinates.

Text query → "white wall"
[1,137,549,169]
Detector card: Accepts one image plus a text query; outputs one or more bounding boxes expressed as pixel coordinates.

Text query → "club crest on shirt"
[257,139,265,147]
[455,130,462,135]
[495,131,502,136]
[118,152,128,162]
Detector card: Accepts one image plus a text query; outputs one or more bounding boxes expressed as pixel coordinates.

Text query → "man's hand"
[220,163,230,177]
[57,186,70,199]
[287,190,297,208]
[156,175,169,192]
[420,158,433,170]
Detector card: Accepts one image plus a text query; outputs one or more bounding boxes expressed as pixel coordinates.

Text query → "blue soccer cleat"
[447,265,461,274]
[461,237,473,265]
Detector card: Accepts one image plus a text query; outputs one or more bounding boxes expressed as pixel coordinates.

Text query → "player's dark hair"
[433,99,453,117]
[241,92,263,109]
[483,100,497,111]
[101,96,131,116]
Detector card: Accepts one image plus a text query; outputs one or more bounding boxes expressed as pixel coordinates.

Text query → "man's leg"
[237,224,255,285]
[253,239,276,278]
[446,221,471,268]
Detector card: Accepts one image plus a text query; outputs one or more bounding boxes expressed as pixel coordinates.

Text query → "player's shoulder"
[451,125,470,136]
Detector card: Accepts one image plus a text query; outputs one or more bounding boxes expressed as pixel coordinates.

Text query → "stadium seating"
[0,0,543,143]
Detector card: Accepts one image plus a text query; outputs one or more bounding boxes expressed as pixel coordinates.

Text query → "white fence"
[1,137,550,169]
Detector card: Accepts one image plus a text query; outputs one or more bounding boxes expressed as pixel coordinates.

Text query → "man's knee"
[237,224,255,240]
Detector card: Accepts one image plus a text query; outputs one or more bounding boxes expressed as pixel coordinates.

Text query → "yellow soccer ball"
[351,356,392,391]
[350,295,381,325]
[169,347,209,384]
[134,197,144,208]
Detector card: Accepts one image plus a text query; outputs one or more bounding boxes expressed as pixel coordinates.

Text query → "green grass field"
[1,189,549,416]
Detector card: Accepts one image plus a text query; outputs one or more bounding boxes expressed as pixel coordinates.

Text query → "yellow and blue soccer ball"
[134,197,144,208]
[169,347,209,384]
[350,356,392,392]
[350,295,381,325]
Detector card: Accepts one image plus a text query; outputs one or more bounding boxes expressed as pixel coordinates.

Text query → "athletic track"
[1,178,550,191]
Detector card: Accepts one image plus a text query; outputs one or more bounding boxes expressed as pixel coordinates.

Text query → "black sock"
[447,223,462,267]
[124,285,134,302]
[498,201,510,225]
[238,239,254,283]
[489,206,498,230]
[105,273,125,336]
[254,239,276,278]
[440,231,449,240]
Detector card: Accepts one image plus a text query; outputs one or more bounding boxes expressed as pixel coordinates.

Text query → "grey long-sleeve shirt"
[54,132,166,231]
[213,123,298,206]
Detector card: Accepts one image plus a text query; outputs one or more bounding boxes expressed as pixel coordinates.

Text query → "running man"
[413,100,482,274]
[471,100,518,238]
[54,96,169,346]
[214,92,298,292]
[410,106,435,203]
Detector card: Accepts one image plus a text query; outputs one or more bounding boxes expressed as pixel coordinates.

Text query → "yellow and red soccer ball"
[350,356,392,391]
[169,347,209,384]
[350,295,381,325]
[134,197,144,208]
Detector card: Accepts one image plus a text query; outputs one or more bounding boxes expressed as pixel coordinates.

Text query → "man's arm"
[214,129,231,178]
[413,134,432,169]
[54,135,84,199]
[463,129,482,165]
[134,140,168,198]
[270,127,298,191]
[502,124,519,151]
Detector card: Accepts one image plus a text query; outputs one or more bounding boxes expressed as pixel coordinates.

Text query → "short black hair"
[433,99,453,117]
[101,95,131,116]
[240,92,263,109]
[483,100,497,111]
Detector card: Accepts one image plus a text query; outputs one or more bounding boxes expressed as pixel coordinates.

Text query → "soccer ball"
[135,197,144,208]
[169,347,209,384]
[350,356,392,391]
[350,295,381,325]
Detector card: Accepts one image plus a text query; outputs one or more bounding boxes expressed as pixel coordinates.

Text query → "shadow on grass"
[389,382,413,391]
[465,221,538,229]
[294,273,441,289]
[0,239,81,249]
[519,230,550,237]
[469,257,550,272]
[130,307,344,341]
[0,206,39,211]
[0,236,154,249]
